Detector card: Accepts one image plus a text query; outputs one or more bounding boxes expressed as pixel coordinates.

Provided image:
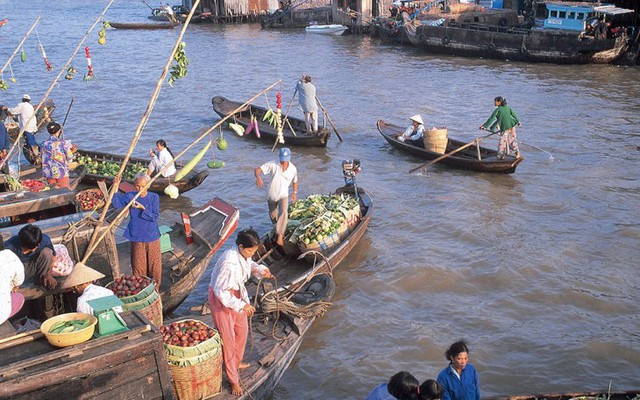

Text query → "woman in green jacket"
[479,96,522,159]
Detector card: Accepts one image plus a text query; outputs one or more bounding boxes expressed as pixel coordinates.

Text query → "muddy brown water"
[1,1,639,398]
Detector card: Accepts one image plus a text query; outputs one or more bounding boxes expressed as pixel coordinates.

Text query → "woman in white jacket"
[147,139,176,177]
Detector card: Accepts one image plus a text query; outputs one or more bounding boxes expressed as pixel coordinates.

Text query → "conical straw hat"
[409,114,424,125]
[61,262,106,290]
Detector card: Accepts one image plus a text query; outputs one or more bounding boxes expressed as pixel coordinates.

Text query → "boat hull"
[404,22,628,64]
[76,148,209,196]
[212,96,331,147]
[110,22,175,29]
[377,120,523,174]
[305,24,348,35]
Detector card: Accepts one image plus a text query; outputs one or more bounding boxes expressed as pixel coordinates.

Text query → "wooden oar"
[315,96,343,142]
[409,131,498,174]
[61,97,76,128]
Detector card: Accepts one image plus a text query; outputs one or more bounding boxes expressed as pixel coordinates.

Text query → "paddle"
[408,131,498,174]
[519,141,554,160]
[141,0,154,10]
[315,96,343,142]
[61,97,75,128]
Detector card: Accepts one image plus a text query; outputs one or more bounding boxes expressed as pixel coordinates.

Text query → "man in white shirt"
[0,236,25,326]
[254,147,298,247]
[8,94,40,161]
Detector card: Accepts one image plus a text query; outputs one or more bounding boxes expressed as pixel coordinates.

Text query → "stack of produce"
[161,319,222,399]
[48,318,92,333]
[20,178,47,192]
[287,193,360,251]
[76,189,105,211]
[106,275,162,326]
[76,155,147,180]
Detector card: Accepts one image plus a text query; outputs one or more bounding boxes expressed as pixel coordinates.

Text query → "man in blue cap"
[254,147,298,247]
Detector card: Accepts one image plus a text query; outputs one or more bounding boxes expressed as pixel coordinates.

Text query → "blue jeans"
[24,131,37,147]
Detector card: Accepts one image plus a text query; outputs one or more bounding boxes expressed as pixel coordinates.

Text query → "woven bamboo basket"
[423,127,448,154]
[122,289,162,326]
[75,188,106,211]
[164,320,223,399]
[136,293,163,327]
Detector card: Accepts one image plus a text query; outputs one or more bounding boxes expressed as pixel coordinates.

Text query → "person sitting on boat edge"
[365,371,420,400]
[111,173,162,288]
[4,224,58,290]
[0,236,25,326]
[147,139,176,178]
[61,262,122,316]
[437,340,480,400]
[479,96,521,160]
[41,121,76,189]
[208,228,273,396]
[296,74,319,133]
[397,114,425,148]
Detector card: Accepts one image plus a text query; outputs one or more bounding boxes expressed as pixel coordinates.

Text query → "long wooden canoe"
[4,99,56,141]
[76,148,209,196]
[109,22,176,30]
[0,165,86,224]
[6,196,238,318]
[377,119,524,174]
[0,312,174,399]
[486,390,640,400]
[191,183,372,398]
[212,96,332,148]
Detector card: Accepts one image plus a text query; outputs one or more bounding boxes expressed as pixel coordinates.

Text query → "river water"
[2,1,639,398]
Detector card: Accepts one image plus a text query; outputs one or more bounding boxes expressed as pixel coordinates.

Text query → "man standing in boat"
[296,74,319,133]
[254,147,298,248]
[7,94,39,164]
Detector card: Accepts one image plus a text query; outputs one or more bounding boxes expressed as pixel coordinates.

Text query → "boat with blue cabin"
[403,1,636,64]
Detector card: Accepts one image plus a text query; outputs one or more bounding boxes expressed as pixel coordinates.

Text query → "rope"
[62,214,99,243]
[260,292,332,319]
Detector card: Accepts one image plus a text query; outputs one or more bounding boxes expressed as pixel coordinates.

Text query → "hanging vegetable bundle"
[168,42,189,86]
[97,21,110,45]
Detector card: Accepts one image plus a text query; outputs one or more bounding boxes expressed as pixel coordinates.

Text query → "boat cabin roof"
[544,2,633,15]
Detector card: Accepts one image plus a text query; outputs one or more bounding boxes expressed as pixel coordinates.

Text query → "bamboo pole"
[83,0,202,261]
[315,96,343,142]
[81,80,281,263]
[0,17,41,76]
[0,1,115,171]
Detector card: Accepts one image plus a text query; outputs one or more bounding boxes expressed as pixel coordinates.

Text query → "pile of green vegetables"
[48,319,92,334]
[287,194,359,245]
[76,155,147,180]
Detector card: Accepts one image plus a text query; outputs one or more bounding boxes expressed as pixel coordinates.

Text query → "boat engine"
[341,159,361,198]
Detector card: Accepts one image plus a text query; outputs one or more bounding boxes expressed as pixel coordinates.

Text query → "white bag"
[52,244,74,277]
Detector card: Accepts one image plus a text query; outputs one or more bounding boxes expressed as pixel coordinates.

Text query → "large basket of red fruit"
[161,319,222,399]
[75,189,105,211]
[107,275,163,326]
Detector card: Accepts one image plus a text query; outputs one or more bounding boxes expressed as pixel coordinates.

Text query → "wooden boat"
[109,21,176,30]
[212,96,332,148]
[5,196,238,318]
[76,148,209,196]
[404,20,631,64]
[187,180,372,398]
[0,165,86,225]
[377,120,524,174]
[486,390,640,400]
[5,99,56,141]
[305,24,349,35]
[0,311,174,399]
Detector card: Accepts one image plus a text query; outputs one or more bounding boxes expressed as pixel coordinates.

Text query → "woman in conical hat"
[396,114,425,148]
[62,263,120,315]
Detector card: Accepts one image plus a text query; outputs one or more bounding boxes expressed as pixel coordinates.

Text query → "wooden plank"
[3,349,165,399]
[0,322,17,340]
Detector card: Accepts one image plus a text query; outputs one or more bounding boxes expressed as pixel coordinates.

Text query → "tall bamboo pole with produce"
[0,1,116,171]
[0,17,41,77]
[83,0,201,262]
[82,81,282,263]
